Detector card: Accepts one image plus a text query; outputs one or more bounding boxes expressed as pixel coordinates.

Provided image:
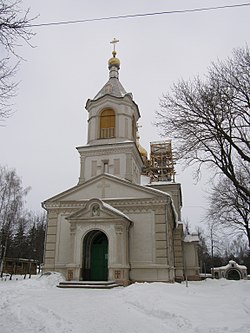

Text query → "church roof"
[92,43,133,101]
[93,76,129,100]
[42,173,171,205]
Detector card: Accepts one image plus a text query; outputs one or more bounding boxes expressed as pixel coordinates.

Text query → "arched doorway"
[226,269,241,280]
[82,230,108,281]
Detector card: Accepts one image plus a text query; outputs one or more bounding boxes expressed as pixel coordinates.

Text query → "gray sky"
[1,0,249,229]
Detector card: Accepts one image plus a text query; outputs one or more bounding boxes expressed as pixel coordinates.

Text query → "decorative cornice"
[106,198,169,207]
[77,142,139,156]
[44,197,169,211]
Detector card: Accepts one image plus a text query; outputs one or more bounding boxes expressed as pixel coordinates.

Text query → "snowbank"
[0,276,249,333]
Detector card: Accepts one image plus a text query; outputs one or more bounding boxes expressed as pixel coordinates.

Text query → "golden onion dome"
[138,144,148,158]
[136,132,148,159]
[108,50,120,69]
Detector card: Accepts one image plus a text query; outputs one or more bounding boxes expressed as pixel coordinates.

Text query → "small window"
[100,109,115,139]
[103,161,109,173]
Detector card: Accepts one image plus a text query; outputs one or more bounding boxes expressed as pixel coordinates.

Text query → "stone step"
[57,280,121,289]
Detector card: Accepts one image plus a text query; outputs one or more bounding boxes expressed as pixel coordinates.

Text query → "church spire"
[93,38,126,100]
[108,38,120,79]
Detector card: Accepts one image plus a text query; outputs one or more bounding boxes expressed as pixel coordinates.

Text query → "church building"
[42,40,200,285]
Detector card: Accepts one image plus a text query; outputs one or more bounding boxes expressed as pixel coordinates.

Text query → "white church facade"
[42,42,200,285]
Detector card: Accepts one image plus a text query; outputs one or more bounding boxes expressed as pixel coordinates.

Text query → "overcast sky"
[1,0,249,229]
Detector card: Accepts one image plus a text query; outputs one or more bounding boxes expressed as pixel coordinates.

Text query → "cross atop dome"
[110,38,119,54]
[108,37,120,72]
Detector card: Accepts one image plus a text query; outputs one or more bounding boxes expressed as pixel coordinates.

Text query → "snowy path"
[0,274,250,333]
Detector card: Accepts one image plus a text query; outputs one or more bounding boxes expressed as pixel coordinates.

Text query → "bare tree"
[0,0,34,122]
[0,166,30,276]
[195,227,209,273]
[26,211,46,269]
[0,58,18,121]
[208,175,250,246]
[223,235,249,262]
[155,46,250,245]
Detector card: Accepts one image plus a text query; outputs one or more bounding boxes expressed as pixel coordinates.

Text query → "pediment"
[43,174,169,205]
[66,198,132,223]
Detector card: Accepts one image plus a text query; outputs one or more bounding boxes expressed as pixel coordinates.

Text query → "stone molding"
[130,263,171,269]
[77,142,138,155]
[44,197,170,210]
[77,143,143,169]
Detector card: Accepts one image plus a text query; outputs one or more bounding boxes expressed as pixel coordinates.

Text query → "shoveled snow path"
[0,274,250,333]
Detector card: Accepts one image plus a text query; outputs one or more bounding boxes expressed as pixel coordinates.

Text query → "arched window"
[100,109,115,139]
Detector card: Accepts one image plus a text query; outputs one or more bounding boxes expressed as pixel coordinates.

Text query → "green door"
[90,233,108,281]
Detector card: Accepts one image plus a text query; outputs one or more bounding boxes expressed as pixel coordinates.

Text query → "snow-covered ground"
[0,273,250,333]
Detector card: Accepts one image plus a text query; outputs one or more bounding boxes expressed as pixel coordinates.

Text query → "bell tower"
[77,39,143,184]
[85,38,140,145]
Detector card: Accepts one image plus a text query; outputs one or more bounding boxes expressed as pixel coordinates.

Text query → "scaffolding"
[146,140,176,182]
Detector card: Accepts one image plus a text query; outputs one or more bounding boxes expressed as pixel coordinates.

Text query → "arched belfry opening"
[82,230,108,281]
[100,109,115,139]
